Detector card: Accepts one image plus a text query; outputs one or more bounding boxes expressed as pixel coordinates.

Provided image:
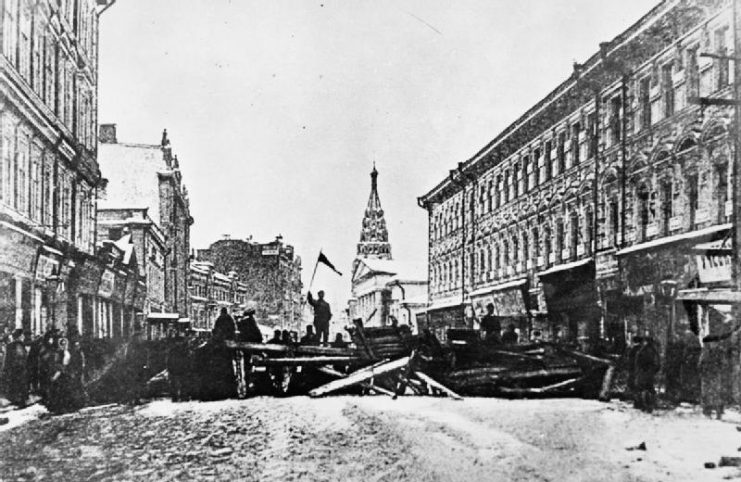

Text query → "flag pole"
[308,248,322,292]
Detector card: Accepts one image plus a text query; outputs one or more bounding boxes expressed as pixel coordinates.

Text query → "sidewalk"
[0,397,47,433]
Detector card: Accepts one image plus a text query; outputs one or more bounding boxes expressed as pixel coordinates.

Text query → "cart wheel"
[234,351,248,399]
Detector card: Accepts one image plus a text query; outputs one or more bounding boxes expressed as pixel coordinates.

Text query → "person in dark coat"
[123,330,150,405]
[634,336,660,413]
[212,308,237,343]
[267,330,282,345]
[167,333,192,402]
[38,330,59,402]
[237,309,263,343]
[479,303,501,344]
[46,337,82,414]
[625,336,642,403]
[679,329,701,403]
[700,336,729,419]
[68,339,87,408]
[2,329,28,408]
[331,333,348,349]
[307,291,332,345]
[501,324,518,345]
[26,333,42,396]
[281,330,293,345]
[300,325,319,346]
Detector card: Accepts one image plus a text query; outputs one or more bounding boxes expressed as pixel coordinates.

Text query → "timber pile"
[427,332,614,399]
[347,319,416,360]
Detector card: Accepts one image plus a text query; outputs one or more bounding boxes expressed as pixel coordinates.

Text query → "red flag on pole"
[318,251,342,276]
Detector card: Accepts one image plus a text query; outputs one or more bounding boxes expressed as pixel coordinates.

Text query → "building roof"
[98,142,166,223]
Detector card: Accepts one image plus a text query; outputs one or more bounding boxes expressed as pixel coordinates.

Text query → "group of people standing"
[0,328,86,414]
[479,303,520,345]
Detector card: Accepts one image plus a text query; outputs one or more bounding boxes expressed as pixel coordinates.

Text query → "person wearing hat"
[307,290,332,345]
[237,308,262,343]
[2,329,28,408]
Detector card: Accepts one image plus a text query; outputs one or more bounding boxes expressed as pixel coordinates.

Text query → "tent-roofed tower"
[357,165,392,260]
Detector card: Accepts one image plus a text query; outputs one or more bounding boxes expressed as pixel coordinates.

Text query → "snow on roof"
[98,142,167,225]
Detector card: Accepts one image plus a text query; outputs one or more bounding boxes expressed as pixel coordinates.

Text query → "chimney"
[99,123,117,144]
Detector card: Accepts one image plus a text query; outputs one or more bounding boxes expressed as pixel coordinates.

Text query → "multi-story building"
[97,124,194,319]
[419,0,737,350]
[0,0,113,336]
[350,167,428,328]
[96,208,167,316]
[188,260,248,331]
[196,235,302,328]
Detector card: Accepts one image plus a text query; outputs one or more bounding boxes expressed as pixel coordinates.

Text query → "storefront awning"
[537,258,593,278]
[616,223,732,257]
[147,313,180,322]
[468,278,527,297]
[677,289,741,304]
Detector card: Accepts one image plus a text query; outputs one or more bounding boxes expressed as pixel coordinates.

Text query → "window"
[487,180,493,212]
[555,220,564,262]
[523,156,530,192]
[687,47,700,99]
[532,227,540,260]
[572,122,581,165]
[609,97,621,146]
[30,147,41,221]
[544,140,552,182]
[715,27,730,89]
[496,174,503,208]
[513,164,521,198]
[587,112,598,157]
[3,0,18,64]
[584,206,593,255]
[688,174,699,225]
[637,184,650,240]
[662,62,674,118]
[639,77,651,129]
[512,234,519,268]
[543,226,552,265]
[0,129,13,204]
[18,2,32,80]
[609,199,619,246]
[662,179,673,235]
[533,148,542,187]
[16,137,28,215]
[522,232,529,268]
[504,170,511,203]
[716,162,729,222]
[557,132,566,174]
[570,210,579,257]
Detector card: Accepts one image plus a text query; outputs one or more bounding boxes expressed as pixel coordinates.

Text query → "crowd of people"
[0,328,87,414]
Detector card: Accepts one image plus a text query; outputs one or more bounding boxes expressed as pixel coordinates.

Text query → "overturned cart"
[225,323,614,400]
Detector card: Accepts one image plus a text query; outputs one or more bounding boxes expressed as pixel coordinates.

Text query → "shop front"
[538,259,599,345]
[0,221,41,334]
[416,297,467,342]
[469,278,530,339]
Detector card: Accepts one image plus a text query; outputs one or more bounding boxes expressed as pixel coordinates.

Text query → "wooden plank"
[352,314,377,359]
[556,347,614,366]
[309,356,410,397]
[226,341,290,353]
[497,377,581,395]
[254,356,357,366]
[294,345,356,356]
[315,365,395,397]
[414,371,463,400]
[598,366,616,401]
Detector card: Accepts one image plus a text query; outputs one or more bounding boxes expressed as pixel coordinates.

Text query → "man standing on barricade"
[307,290,332,345]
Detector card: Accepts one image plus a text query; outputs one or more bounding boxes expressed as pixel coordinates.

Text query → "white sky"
[99,0,656,312]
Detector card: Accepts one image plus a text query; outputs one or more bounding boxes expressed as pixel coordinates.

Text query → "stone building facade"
[419,0,737,350]
[96,208,167,317]
[196,236,302,329]
[0,0,113,336]
[188,260,247,331]
[97,124,194,319]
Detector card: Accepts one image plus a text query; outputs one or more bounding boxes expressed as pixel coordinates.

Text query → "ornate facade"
[419,0,737,349]
[0,0,113,336]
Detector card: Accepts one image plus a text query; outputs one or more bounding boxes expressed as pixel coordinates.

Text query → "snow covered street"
[1,396,741,481]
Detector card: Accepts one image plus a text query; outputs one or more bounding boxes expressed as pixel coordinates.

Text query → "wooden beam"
[414,371,463,400]
[309,356,410,397]
[315,365,395,397]
[254,356,357,366]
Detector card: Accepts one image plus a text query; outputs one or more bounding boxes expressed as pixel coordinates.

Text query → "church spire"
[357,165,391,260]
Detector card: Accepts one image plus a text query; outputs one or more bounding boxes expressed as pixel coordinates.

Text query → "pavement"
[0,396,740,481]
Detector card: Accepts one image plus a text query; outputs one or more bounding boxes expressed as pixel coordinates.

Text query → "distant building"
[350,167,427,328]
[188,261,248,331]
[97,125,194,319]
[196,236,302,328]
[96,208,168,316]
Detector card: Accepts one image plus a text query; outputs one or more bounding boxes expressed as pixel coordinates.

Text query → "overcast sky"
[99,0,655,311]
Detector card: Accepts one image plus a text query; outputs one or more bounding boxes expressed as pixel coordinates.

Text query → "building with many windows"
[188,260,248,332]
[97,124,194,320]
[0,0,112,336]
[419,0,737,350]
[196,236,302,329]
